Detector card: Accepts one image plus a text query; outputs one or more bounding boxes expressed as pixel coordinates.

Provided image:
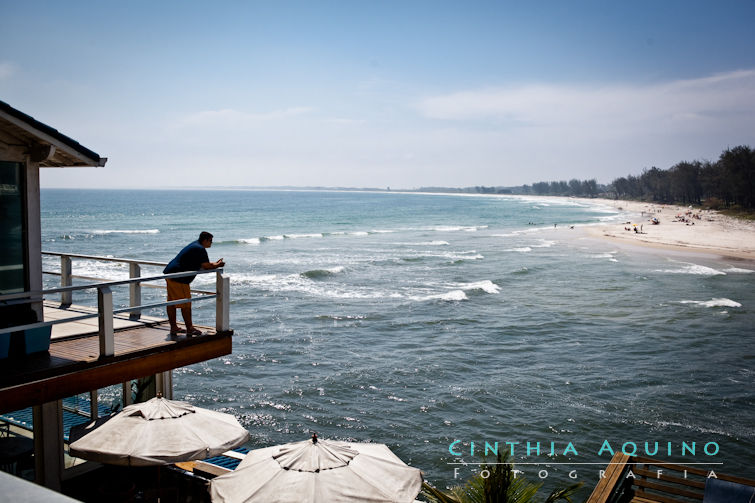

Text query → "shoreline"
[570,197,755,261]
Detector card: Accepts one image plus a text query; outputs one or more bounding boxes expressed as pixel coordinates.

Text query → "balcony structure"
[0,252,233,490]
[1,253,232,413]
[0,100,236,493]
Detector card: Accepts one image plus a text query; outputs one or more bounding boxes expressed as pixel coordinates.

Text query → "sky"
[2,0,755,189]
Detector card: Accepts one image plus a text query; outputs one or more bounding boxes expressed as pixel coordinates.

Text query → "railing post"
[216,271,230,332]
[129,262,141,321]
[61,255,72,306]
[98,286,114,357]
[89,390,98,421]
[155,371,173,399]
[122,381,133,407]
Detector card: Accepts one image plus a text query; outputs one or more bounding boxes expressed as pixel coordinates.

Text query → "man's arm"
[200,258,225,269]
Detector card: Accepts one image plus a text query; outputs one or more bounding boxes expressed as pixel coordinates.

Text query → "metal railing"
[41,251,214,316]
[0,252,231,359]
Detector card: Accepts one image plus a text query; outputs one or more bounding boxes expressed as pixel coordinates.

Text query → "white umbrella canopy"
[210,434,423,503]
[69,396,250,466]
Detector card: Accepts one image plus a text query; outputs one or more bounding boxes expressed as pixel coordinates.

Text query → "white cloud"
[401,69,755,184]
[415,69,755,136]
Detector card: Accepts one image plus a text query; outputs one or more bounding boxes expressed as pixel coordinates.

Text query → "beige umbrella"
[69,395,249,466]
[210,434,422,503]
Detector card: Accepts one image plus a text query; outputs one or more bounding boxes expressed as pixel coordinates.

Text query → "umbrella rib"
[180,419,212,459]
[344,468,403,501]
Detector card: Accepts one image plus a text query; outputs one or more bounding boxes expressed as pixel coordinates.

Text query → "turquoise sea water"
[40,189,755,496]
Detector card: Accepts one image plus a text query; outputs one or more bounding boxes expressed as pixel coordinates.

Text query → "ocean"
[40,188,755,496]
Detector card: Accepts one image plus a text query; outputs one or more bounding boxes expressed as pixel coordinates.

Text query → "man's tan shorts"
[166,279,191,309]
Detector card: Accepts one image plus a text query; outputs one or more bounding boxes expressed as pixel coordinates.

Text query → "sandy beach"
[576,197,755,260]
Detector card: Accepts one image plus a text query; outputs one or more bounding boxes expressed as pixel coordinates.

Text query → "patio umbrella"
[209,434,422,503]
[69,395,250,466]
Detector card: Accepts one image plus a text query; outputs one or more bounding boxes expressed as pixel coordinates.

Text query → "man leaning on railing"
[163,231,225,337]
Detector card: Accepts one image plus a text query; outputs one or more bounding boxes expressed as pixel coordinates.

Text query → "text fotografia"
[448,440,720,458]
[450,465,725,482]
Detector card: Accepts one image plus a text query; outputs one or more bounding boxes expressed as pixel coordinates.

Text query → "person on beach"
[164,231,225,336]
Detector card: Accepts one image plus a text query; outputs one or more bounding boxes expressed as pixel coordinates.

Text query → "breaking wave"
[413,290,468,302]
[455,280,501,294]
[655,262,725,276]
[723,267,754,274]
[678,298,742,308]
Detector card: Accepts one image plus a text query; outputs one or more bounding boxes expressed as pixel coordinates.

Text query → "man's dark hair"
[199,231,214,243]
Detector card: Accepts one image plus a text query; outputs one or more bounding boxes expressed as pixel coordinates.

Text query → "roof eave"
[0,101,107,168]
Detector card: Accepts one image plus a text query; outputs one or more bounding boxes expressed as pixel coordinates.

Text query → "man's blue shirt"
[164,241,209,284]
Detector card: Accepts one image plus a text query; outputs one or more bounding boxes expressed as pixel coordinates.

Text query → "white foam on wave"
[400,240,451,246]
[505,247,532,253]
[518,226,551,234]
[91,229,159,234]
[232,272,484,303]
[236,273,278,282]
[446,252,484,261]
[238,238,261,245]
[284,233,323,239]
[590,251,618,261]
[678,298,742,308]
[655,262,725,276]
[496,228,555,238]
[64,258,130,282]
[531,239,556,248]
[723,267,754,274]
[428,225,486,232]
[456,280,501,294]
[399,250,484,262]
[413,290,468,302]
[590,253,614,259]
[231,272,393,299]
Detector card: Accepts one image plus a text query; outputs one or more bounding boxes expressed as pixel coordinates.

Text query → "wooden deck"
[44,301,164,340]
[0,305,233,414]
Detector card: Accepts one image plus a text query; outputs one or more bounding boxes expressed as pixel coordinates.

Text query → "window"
[0,161,27,295]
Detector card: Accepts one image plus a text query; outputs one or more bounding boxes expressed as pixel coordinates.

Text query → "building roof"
[0,100,107,167]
